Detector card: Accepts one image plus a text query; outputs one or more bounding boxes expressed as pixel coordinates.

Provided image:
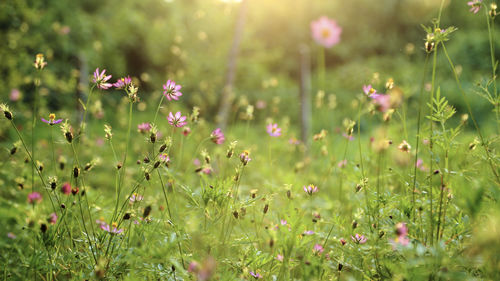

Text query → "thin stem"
[441,42,500,184]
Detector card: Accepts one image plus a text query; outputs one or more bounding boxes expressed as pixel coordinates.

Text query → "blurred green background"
[1,0,498,131]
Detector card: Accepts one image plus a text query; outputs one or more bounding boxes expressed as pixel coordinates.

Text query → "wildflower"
[313,243,324,254]
[137,122,151,134]
[226,141,237,158]
[249,271,262,279]
[338,159,347,168]
[342,133,354,141]
[239,150,251,166]
[370,93,391,112]
[167,111,187,127]
[163,80,182,101]
[491,3,498,18]
[7,232,16,239]
[60,120,73,143]
[28,192,42,204]
[210,128,225,144]
[92,68,112,90]
[303,230,315,235]
[104,124,113,140]
[363,85,377,96]
[266,123,282,137]
[182,127,191,136]
[390,222,410,247]
[303,184,318,195]
[113,76,132,89]
[100,222,124,234]
[289,137,301,145]
[41,113,63,125]
[130,193,143,203]
[310,16,342,48]
[10,89,21,101]
[34,54,47,69]
[313,129,327,141]
[188,261,200,273]
[398,140,411,153]
[276,254,284,262]
[351,233,367,244]
[467,0,482,14]
[280,219,287,226]
[48,213,58,225]
[1,103,13,120]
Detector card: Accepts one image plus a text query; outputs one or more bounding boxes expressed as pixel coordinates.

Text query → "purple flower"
[280,219,287,226]
[28,192,42,204]
[159,153,171,165]
[351,233,367,244]
[167,111,187,127]
[210,128,225,144]
[93,68,112,90]
[61,182,71,195]
[310,16,342,48]
[7,232,16,239]
[137,122,152,133]
[370,93,391,113]
[41,113,63,126]
[49,213,58,225]
[113,76,132,89]
[100,222,123,234]
[239,151,251,166]
[303,184,318,195]
[313,243,324,254]
[303,230,315,235]
[10,89,21,101]
[266,123,282,137]
[250,271,262,279]
[363,84,376,96]
[163,80,182,101]
[467,0,482,14]
[130,193,143,203]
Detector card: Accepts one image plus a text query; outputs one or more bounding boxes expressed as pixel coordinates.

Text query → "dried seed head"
[73,166,80,178]
[143,205,152,218]
[263,204,269,214]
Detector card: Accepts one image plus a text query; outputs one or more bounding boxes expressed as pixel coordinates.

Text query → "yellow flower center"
[49,113,56,121]
[321,28,331,39]
[112,222,118,228]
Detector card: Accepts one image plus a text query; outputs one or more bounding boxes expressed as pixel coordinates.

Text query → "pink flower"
[49,213,58,225]
[188,261,199,273]
[163,80,182,101]
[276,254,284,262]
[137,122,152,133]
[337,159,347,168]
[266,123,282,137]
[41,113,63,125]
[313,243,324,254]
[280,219,287,226]
[28,192,42,204]
[370,93,391,112]
[250,271,262,279]
[167,111,187,127]
[130,193,143,203]
[351,233,367,244]
[310,16,342,48]
[363,85,376,96]
[93,68,112,90]
[303,184,318,195]
[390,222,410,248]
[182,127,191,136]
[467,0,482,14]
[342,133,354,141]
[303,230,315,235]
[61,182,71,195]
[100,222,123,234]
[210,128,225,144]
[113,76,132,89]
[289,137,301,145]
[10,89,21,101]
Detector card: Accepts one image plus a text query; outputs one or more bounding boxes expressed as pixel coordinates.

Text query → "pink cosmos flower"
[210,128,225,144]
[276,254,284,262]
[113,76,132,89]
[391,222,410,248]
[100,222,123,234]
[49,213,58,225]
[28,192,42,204]
[363,85,376,96]
[182,127,191,136]
[61,182,71,195]
[250,271,262,279]
[167,111,187,127]
[266,123,282,137]
[41,113,63,125]
[351,233,367,244]
[303,184,318,195]
[313,243,324,254]
[310,16,342,48]
[93,68,112,90]
[370,93,391,112]
[467,0,482,14]
[137,122,151,133]
[10,89,21,101]
[163,80,182,101]
[280,219,287,226]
